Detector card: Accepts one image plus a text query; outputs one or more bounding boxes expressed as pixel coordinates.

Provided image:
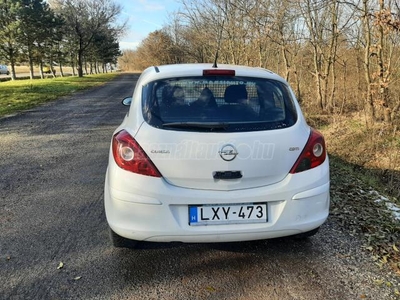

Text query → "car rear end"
[105,64,329,245]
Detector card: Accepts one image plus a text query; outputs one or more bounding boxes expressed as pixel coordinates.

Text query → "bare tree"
[360,0,376,121]
[179,0,224,63]
[118,0,400,128]
[357,0,400,123]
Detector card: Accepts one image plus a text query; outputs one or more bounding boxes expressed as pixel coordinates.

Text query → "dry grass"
[307,112,400,276]
[309,112,400,197]
[13,65,74,74]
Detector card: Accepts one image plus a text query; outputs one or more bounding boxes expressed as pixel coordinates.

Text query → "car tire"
[293,227,320,239]
[109,228,138,248]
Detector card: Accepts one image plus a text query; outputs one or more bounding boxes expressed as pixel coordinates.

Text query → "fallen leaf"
[374,279,384,286]
[57,262,64,270]
[380,256,388,264]
[359,294,367,299]
[372,255,380,261]
[74,276,82,281]
[206,286,216,292]
[393,244,399,252]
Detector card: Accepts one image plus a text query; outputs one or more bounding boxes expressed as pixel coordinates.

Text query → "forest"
[119,0,400,196]
[121,0,400,124]
[0,0,124,79]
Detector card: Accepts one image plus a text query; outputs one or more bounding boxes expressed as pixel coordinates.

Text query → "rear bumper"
[105,158,330,243]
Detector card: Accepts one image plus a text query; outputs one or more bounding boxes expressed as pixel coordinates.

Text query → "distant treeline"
[0,0,125,79]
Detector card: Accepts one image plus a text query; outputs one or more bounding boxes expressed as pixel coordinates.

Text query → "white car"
[105,63,330,248]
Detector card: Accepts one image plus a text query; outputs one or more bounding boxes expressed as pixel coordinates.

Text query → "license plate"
[189,203,268,226]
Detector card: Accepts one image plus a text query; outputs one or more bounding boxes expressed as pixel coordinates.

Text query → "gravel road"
[0,73,398,299]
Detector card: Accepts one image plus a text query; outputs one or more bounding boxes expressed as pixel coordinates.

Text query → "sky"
[115,0,183,50]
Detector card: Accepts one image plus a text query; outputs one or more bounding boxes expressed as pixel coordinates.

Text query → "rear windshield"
[142,76,297,132]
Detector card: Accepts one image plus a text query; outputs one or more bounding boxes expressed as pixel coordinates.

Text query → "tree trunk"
[39,61,44,79]
[77,48,84,77]
[27,44,34,80]
[312,48,324,110]
[293,67,302,103]
[59,63,64,77]
[281,44,290,82]
[326,1,339,112]
[378,0,390,121]
[362,0,375,122]
[9,48,17,81]
[71,54,76,76]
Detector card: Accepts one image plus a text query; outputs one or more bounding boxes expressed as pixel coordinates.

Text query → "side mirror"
[122,97,132,106]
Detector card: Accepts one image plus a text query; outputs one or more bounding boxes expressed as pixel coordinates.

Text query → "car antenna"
[212,19,225,68]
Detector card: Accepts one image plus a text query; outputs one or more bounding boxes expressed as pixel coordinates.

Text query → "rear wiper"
[162,122,230,130]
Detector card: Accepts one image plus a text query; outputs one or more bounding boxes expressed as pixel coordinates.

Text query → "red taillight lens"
[112,130,162,177]
[290,129,327,174]
[203,69,235,76]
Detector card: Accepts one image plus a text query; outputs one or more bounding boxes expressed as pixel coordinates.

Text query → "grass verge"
[329,156,400,273]
[311,113,400,277]
[0,73,119,117]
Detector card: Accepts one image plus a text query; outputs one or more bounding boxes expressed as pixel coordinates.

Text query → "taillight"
[290,129,326,174]
[203,69,235,76]
[112,130,162,177]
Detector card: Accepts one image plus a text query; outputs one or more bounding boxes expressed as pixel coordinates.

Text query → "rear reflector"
[203,69,235,76]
